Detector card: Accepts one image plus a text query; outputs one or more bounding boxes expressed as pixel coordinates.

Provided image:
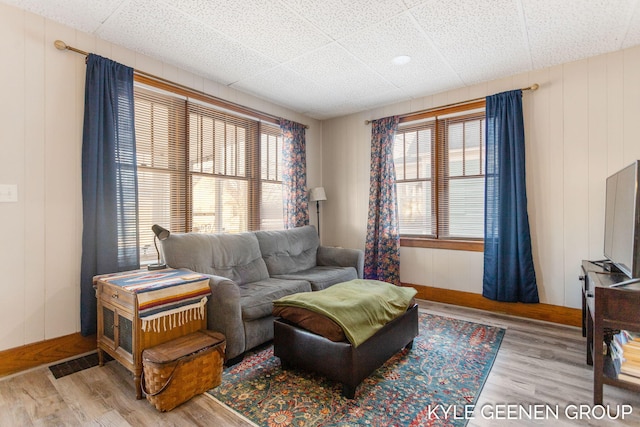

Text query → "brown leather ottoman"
[273,304,418,398]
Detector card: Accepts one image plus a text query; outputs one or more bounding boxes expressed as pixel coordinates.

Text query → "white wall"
[321,46,640,309]
[0,3,321,352]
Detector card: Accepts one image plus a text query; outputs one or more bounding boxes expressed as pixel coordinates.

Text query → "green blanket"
[273,279,417,347]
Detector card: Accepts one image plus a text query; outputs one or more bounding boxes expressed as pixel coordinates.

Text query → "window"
[135,88,186,264]
[394,104,485,245]
[395,123,434,236]
[134,86,284,264]
[444,113,485,238]
[260,124,285,230]
[188,101,257,234]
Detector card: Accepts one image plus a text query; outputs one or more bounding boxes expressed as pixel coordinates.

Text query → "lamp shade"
[309,187,327,202]
[152,224,170,240]
[148,225,169,271]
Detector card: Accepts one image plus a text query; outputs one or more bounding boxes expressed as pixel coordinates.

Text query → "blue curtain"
[364,116,401,285]
[483,90,539,303]
[281,119,309,228]
[80,54,139,335]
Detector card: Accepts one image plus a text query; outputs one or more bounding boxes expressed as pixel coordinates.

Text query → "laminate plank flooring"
[0,300,638,426]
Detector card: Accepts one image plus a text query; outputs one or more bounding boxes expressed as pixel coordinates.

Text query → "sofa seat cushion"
[273,266,357,291]
[239,278,311,321]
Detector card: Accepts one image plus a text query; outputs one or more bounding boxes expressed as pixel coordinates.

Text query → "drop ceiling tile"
[623,3,640,49]
[340,12,463,90]
[285,43,397,100]
[231,66,333,114]
[96,0,278,85]
[522,0,637,68]
[280,0,408,40]
[398,78,462,101]
[304,102,363,120]
[402,0,426,7]
[167,0,332,62]
[233,65,363,119]
[351,87,412,112]
[4,0,122,33]
[410,0,531,85]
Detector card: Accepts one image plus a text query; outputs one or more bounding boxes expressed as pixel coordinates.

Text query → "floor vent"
[49,352,112,379]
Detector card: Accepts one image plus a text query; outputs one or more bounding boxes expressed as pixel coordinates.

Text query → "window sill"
[400,237,484,252]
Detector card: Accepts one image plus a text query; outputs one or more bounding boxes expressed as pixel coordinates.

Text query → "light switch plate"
[0,184,18,202]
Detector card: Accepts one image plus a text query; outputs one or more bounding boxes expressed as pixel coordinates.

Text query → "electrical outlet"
[0,184,18,202]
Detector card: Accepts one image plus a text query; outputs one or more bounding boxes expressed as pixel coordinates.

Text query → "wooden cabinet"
[94,269,210,399]
[581,260,640,404]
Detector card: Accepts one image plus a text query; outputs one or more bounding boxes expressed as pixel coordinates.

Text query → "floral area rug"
[207,312,505,427]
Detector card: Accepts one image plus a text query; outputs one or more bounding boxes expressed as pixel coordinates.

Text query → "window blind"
[439,113,485,239]
[187,102,259,234]
[395,121,435,236]
[394,109,485,240]
[134,88,187,264]
[260,123,285,230]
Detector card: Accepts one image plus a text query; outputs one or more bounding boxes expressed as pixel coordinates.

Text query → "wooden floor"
[1,300,639,426]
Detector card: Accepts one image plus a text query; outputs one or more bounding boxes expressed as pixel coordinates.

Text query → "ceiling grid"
[3,0,640,119]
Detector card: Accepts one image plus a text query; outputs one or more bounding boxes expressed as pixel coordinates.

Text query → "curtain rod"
[363,83,539,125]
[54,40,309,129]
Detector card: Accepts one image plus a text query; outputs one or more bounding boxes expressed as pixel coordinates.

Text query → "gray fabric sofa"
[160,225,364,361]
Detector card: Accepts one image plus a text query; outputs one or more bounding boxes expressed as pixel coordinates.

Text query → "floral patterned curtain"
[280,119,309,228]
[364,116,400,285]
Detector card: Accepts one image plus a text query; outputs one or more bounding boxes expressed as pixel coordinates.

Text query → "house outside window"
[394,105,485,247]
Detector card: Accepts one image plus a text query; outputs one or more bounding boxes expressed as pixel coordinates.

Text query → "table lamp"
[148,224,170,270]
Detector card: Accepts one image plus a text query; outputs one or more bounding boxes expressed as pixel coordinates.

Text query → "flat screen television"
[603,160,640,286]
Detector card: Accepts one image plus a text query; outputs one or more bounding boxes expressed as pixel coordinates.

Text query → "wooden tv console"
[581,260,640,404]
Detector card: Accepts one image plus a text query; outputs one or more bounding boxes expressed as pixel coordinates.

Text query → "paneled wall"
[321,46,640,309]
[0,3,321,352]
[3,1,640,353]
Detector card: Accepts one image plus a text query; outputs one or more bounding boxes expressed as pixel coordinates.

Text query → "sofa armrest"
[317,246,364,279]
[204,274,245,360]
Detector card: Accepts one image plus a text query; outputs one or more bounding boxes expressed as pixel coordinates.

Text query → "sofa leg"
[278,359,291,370]
[405,339,414,350]
[224,354,245,367]
[342,384,356,399]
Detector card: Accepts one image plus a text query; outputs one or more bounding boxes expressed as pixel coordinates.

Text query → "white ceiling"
[4,0,640,120]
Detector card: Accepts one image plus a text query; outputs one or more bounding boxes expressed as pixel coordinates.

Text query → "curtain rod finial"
[54,40,68,51]
[530,83,539,91]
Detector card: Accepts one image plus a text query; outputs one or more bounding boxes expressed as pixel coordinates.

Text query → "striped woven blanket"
[99,269,211,332]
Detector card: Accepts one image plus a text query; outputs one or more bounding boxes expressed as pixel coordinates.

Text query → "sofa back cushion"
[160,232,269,285]
[254,225,319,275]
